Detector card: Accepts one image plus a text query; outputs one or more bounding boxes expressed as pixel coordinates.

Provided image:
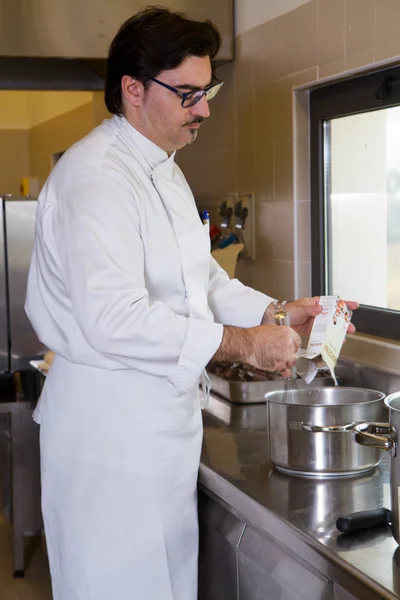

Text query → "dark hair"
[105,6,222,115]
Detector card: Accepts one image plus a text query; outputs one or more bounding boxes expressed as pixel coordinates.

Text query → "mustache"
[183,117,204,126]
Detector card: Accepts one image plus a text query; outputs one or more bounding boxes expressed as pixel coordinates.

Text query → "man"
[25,7,357,600]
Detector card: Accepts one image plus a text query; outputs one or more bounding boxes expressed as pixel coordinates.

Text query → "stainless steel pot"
[353,391,400,544]
[265,387,385,478]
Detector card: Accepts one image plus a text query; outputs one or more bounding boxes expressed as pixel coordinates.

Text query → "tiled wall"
[0,130,30,195]
[29,103,94,184]
[177,0,400,302]
[29,93,111,185]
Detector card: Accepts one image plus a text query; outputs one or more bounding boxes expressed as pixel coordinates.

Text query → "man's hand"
[245,324,301,377]
[212,297,360,377]
[263,297,359,336]
[211,324,301,378]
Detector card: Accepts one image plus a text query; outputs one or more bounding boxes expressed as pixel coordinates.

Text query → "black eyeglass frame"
[149,75,224,108]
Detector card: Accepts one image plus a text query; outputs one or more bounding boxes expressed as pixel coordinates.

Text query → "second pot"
[265,387,385,478]
[353,390,400,544]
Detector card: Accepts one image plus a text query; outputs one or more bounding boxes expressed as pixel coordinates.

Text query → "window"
[310,66,400,340]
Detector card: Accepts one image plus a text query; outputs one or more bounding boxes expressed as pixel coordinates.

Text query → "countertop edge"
[198,462,398,600]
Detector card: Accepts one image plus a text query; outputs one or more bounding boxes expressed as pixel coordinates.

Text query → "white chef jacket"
[25,115,273,600]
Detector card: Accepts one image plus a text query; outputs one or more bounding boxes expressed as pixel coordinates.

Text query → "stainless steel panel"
[238,525,333,600]
[384,395,400,548]
[10,408,43,575]
[208,371,334,404]
[0,414,11,523]
[334,584,359,600]
[0,57,105,91]
[336,359,400,399]
[205,394,268,429]
[4,199,46,370]
[0,202,8,373]
[198,490,244,600]
[353,392,400,547]
[200,359,400,599]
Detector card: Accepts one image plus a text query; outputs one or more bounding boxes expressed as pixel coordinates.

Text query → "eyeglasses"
[149,75,224,108]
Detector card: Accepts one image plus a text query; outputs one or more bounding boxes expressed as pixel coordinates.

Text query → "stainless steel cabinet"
[0,206,7,373]
[334,584,359,600]
[0,413,12,523]
[9,407,43,576]
[238,525,333,600]
[0,198,47,374]
[0,400,42,576]
[198,490,334,600]
[5,199,47,371]
[198,490,245,600]
[0,369,43,577]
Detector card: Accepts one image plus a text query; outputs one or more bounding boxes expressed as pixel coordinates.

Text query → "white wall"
[234,0,311,35]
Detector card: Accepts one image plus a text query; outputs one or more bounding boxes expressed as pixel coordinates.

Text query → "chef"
[25,6,357,600]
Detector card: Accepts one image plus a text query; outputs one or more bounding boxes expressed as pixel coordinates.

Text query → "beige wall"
[28,93,111,183]
[234,0,311,35]
[0,93,30,129]
[0,91,93,130]
[26,91,93,127]
[29,102,94,183]
[177,0,400,303]
[92,91,112,126]
[0,91,111,193]
[0,130,30,195]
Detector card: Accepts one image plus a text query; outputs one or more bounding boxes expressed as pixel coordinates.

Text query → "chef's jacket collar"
[116,115,176,176]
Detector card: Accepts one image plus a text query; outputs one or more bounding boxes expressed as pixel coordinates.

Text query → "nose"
[190,94,210,118]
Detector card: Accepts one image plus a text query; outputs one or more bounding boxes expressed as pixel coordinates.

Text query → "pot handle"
[352,422,395,454]
[301,422,357,433]
[336,507,392,533]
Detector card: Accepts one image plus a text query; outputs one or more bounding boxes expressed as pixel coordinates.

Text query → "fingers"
[295,297,322,315]
[276,333,299,375]
[278,355,298,378]
[287,297,322,322]
[343,300,358,333]
[249,324,302,373]
[280,368,292,378]
[287,356,298,368]
[289,328,302,352]
[300,296,323,319]
[344,301,359,311]
[292,297,359,317]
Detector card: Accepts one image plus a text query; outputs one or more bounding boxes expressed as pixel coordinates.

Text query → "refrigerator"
[0,197,46,373]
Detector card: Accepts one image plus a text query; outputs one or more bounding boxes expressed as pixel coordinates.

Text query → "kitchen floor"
[0,513,52,600]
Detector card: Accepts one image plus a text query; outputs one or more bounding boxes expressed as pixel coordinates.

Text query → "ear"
[121,75,146,108]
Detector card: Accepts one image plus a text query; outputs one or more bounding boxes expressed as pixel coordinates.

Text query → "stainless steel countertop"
[200,394,400,599]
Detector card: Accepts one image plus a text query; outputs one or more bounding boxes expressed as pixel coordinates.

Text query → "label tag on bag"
[303,296,352,384]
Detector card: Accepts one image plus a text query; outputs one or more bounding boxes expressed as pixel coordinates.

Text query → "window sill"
[341,332,400,376]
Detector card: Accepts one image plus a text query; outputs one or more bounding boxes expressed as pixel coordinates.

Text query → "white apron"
[25,115,272,600]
